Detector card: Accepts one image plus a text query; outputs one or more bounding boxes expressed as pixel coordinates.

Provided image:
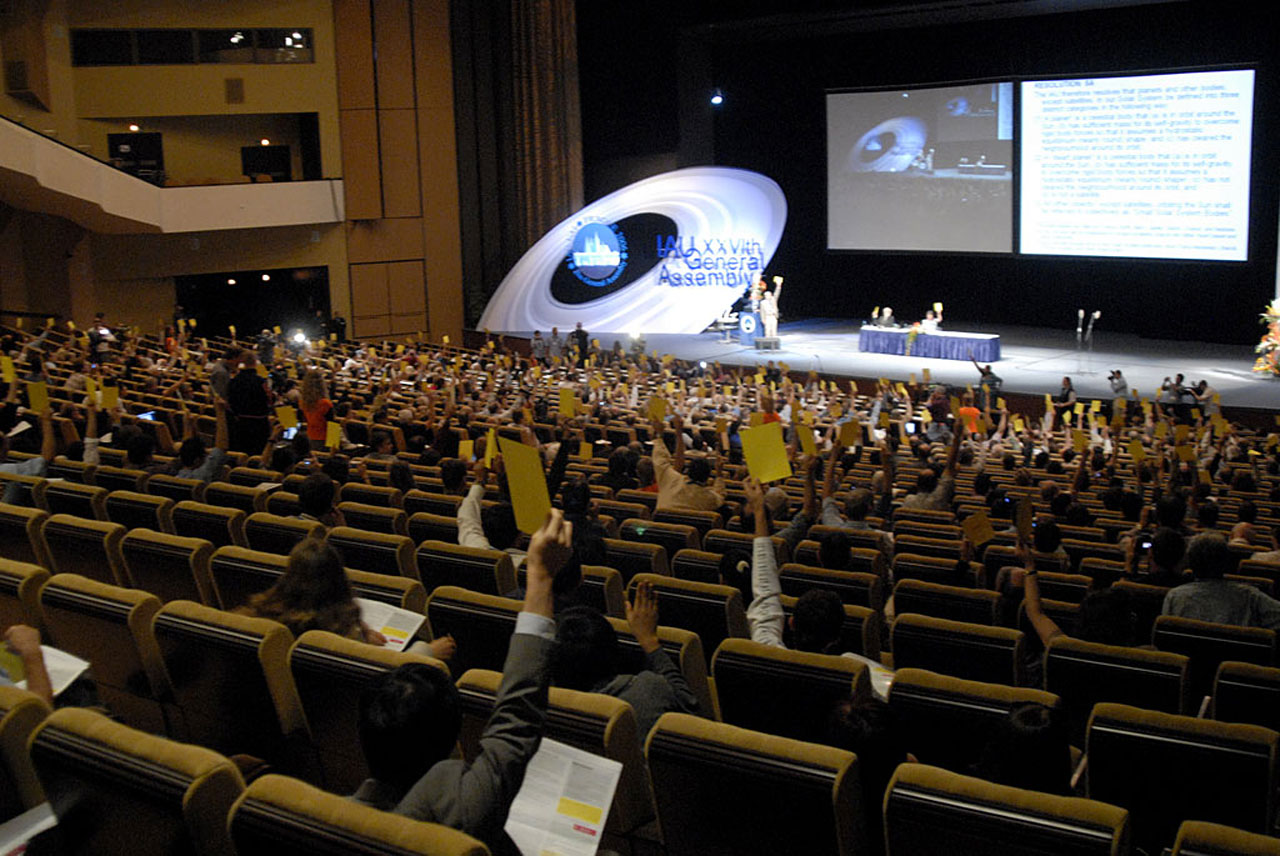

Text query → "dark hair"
[388,461,414,494]
[821,697,905,855]
[818,530,851,571]
[298,473,337,518]
[126,432,156,467]
[242,539,358,638]
[482,502,519,551]
[553,607,619,690]
[359,663,460,793]
[1033,519,1062,554]
[320,454,350,484]
[268,444,297,473]
[179,435,207,469]
[792,589,845,654]
[1076,588,1136,647]
[371,430,393,452]
[1156,494,1187,529]
[1237,501,1258,524]
[440,458,467,491]
[1118,490,1143,522]
[1064,501,1093,527]
[844,488,873,521]
[607,447,631,478]
[973,472,993,498]
[1196,500,1220,529]
[972,703,1072,795]
[685,457,711,485]
[1187,532,1231,580]
[915,469,939,494]
[1150,527,1186,572]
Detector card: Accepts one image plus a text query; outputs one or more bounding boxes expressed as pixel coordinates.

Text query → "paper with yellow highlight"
[504,737,621,856]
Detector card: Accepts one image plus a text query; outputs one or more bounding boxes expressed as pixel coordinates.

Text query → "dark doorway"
[108,132,165,185]
[176,266,329,340]
[241,144,292,182]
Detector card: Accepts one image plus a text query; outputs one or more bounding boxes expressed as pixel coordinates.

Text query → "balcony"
[0,116,344,234]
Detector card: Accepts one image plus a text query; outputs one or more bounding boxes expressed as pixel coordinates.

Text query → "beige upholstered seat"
[0,558,49,633]
[646,712,862,856]
[202,481,269,515]
[104,489,175,533]
[603,537,669,583]
[120,528,216,605]
[883,763,1129,856]
[228,773,487,855]
[39,513,127,586]
[1212,661,1280,732]
[1171,820,1280,855]
[171,500,247,548]
[627,573,748,667]
[778,594,883,660]
[347,567,428,612]
[620,518,700,561]
[338,482,404,508]
[207,546,289,610]
[0,685,50,822]
[34,479,108,520]
[338,501,408,535]
[415,539,517,595]
[779,563,885,612]
[424,586,522,677]
[893,578,1002,625]
[406,510,460,544]
[1153,615,1277,702]
[145,474,207,504]
[0,503,50,569]
[326,526,416,578]
[243,512,325,555]
[891,613,1025,686]
[30,707,243,856]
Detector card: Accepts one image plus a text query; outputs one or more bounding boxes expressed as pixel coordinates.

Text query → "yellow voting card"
[25,381,48,413]
[879,411,892,429]
[962,510,995,547]
[839,421,860,447]
[1128,439,1146,462]
[740,421,792,484]
[101,386,119,409]
[714,418,728,435]
[498,436,551,535]
[922,368,932,383]
[749,411,765,427]
[275,406,298,429]
[484,427,497,465]
[326,421,342,448]
[798,425,817,457]
[0,357,14,384]
[579,441,594,459]
[1072,429,1088,453]
[559,387,576,417]
[647,397,667,422]
[458,439,474,461]
[1012,416,1026,433]
[1175,445,1196,463]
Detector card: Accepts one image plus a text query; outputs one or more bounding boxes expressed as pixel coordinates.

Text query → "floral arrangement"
[1254,301,1280,377]
[905,323,920,356]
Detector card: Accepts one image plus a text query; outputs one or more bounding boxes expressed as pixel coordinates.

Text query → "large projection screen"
[827,82,1014,253]
[1020,69,1255,261]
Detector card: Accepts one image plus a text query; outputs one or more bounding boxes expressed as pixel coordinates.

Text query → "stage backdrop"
[478,166,787,334]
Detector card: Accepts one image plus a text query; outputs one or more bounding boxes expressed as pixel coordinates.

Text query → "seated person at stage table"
[353,509,574,851]
[1162,532,1280,631]
[875,306,896,327]
[919,306,942,333]
[650,413,724,511]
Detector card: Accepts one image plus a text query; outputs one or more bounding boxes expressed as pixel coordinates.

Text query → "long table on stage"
[858,326,1001,362]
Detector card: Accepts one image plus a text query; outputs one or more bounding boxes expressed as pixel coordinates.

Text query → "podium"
[738,312,760,346]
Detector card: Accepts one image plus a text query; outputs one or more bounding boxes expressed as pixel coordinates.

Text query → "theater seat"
[457,668,654,838]
[415,539,516,595]
[346,568,427,612]
[711,638,870,742]
[228,773,486,855]
[621,518,701,561]
[779,595,883,660]
[289,630,447,794]
[892,578,1002,625]
[120,529,216,605]
[0,503,50,568]
[30,707,244,856]
[202,481,268,515]
[171,501,247,548]
[88,465,150,494]
[208,546,289,611]
[424,586,522,677]
[243,512,324,555]
[1087,702,1278,852]
[628,573,748,667]
[402,490,463,517]
[337,501,407,536]
[1171,820,1280,856]
[1153,615,1277,703]
[34,479,108,520]
[326,527,416,578]
[338,482,403,508]
[646,712,862,856]
[610,617,715,720]
[779,563,885,612]
[38,574,175,734]
[892,552,980,587]
[603,537,669,583]
[887,668,1063,774]
[0,686,50,823]
[891,614,1025,685]
[145,474,206,504]
[105,490,175,533]
[0,558,49,633]
[706,529,790,568]
[153,600,313,776]
[406,511,460,544]
[883,763,1129,856]
[1211,661,1280,732]
[39,513,127,586]
[670,548,726,585]
[653,507,723,537]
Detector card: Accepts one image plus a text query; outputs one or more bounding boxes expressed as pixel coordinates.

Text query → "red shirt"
[303,398,333,443]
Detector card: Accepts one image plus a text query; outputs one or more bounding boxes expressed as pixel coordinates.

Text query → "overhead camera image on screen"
[827,82,1014,252]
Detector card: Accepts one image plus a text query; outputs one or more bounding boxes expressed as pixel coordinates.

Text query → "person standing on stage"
[1108,370,1128,398]
[571,322,589,357]
[760,279,781,339]
[1053,376,1077,421]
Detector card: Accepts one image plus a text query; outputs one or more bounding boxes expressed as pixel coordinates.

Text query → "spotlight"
[699,361,707,369]
[128,123,140,132]
[227,278,236,285]
[292,31,302,39]
[293,332,307,344]
[261,274,271,281]
[710,88,724,106]
[260,138,270,146]
[230,32,244,44]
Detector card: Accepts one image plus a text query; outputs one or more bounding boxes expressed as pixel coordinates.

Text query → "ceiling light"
[261,274,271,281]
[710,88,724,106]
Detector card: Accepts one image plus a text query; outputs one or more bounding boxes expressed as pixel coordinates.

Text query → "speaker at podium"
[739,311,760,346]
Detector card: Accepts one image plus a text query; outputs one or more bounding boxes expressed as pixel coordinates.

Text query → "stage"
[628,318,1274,409]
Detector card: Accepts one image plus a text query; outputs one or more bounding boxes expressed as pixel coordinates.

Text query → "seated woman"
[240,539,454,659]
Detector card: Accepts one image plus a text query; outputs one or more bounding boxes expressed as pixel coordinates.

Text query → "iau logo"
[567,221,627,286]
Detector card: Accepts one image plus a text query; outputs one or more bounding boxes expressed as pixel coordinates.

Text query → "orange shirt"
[303,398,333,443]
[958,405,981,434]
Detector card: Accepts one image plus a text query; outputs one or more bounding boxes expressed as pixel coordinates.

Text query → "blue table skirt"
[858,327,1001,362]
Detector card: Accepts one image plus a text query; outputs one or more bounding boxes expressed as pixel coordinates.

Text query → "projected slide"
[827,82,1014,252]
[1020,69,1254,261]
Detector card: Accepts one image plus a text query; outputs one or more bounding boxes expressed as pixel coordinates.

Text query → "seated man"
[650,413,723,511]
[173,399,229,482]
[297,473,343,529]
[552,581,699,737]
[354,509,573,850]
[457,458,524,564]
[1162,533,1280,630]
[900,427,960,511]
[819,441,893,560]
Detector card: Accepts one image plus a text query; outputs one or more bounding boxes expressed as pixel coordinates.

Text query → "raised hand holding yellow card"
[498,436,551,535]
[484,427,497,465]
[458,439,474,461]
[740,421,792,484]
[25,381,48,413]
[275,406,298,429]
[1128,439,1146,462]
[962,510,995,547]
[838,421,860,447]
[0,357,14,384]
[647,397,666,422]
[101,386,119,409]
[326,421,342,448]
[798,425,817,457]
[559,387,576,417]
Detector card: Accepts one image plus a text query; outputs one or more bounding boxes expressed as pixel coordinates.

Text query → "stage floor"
[630,318,1275,409]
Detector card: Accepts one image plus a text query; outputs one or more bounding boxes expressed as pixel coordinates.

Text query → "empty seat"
[105,489,174,533]
[339,482,403,508]
[891,614,1025,686]
[171,500,246,548]
[0,559,48,633]
[30,707,243,856]
[0,685,50,823]
[779,563,885,612]
[338,501,407,535]
[35,480,108,520]
[1153,615,1277,702]
[244,512,325,555]
[456,668,654,838]
[424,586,522,677]
[290,630,447,794]
[1113,579,1173,642]
[646,712,862,856]
[120,529,216,605]
[203,481,268,515]
[208,546,288,611]
[402,490,464,517]
[1171,820,1280,856]
[93,465,150,493]
[227,467,282,488]
[706,528,790,568]
[347,568,428,612]
[653,507,723,537]
[0,503,50,568]
[1212,661,1280,731]
[415,540,516,595]
[887,668,1063,774]
[620,518,700,561]
[596,498,650,522]
[892,553,979,587]
[894,534,963,561]
[46,458,95,484]
[326,527,417,578]
[603,537,669,583]
[628,573,748,667]
[39,513,127,585]
[228,773,486,856]
[38,573,174,733]
[712,638,870,742]
[264,491,302,517]
[406,511,460,544]
[671,548,727,585]
[884,763,1129,856]
[1044,636,1190,741]
[1087,702,1278,852]
[145,473,206,503]
[153,600,311,773]
[893,579,1002,625]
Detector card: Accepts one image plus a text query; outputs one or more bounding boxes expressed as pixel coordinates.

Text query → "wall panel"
[339,108,382,219]
[378,109,422,218]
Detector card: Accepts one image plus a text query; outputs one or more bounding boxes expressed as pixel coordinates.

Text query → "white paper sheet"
[17,646,89,697]
[504,738,622,856]
[355,598,426,652]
